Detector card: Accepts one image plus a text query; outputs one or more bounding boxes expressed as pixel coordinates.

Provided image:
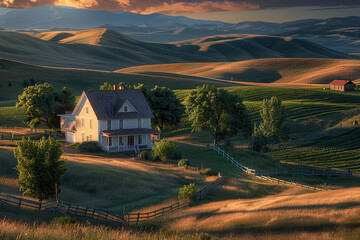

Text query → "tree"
[16,83,75,129]
[152,139,178,163]
[14,137,67,201]
[148,86,183,137]
[178,183,197,201]
[185,85,251,145]
[100,82,148,98]
[255,96,287,158]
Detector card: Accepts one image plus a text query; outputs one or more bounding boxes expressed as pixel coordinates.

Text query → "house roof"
[84,90,154,120]
[329,80,354,85]
[102,128,159,136]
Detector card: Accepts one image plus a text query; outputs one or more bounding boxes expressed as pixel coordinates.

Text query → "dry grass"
[117,58,360,87]
[163,187,360,239]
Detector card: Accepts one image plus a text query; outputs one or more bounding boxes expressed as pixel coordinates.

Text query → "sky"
[0,0,359,23]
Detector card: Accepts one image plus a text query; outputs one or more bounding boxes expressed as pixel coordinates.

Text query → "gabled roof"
[329,80,354,85]
[84,90,154,120]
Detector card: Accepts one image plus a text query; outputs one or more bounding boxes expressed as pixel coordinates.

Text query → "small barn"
[329,80,356,92]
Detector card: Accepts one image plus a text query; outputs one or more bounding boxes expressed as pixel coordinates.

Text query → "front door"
[128,136,134,146]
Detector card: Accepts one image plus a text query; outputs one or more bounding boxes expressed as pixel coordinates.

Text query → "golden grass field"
[117,58,360,87]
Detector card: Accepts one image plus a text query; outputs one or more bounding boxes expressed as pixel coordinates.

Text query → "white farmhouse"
[59,88,158,153]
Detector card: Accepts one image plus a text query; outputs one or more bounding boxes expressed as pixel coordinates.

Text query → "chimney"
[113,85,119,90]
[119,86,125,90]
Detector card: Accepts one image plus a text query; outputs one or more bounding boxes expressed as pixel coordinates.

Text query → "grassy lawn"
[0,146,206,212]
[0,106,27,127]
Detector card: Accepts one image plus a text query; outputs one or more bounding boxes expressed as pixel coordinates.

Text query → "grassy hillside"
[117,58,360,85]
[0,59,236,101]
[173,34,354,60]
[1,30,354,72]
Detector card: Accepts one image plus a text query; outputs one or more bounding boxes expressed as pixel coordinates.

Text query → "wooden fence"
[0,176,223,225]
[0,193,56,210]
[210,146,324,191]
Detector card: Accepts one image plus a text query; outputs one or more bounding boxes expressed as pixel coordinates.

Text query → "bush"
[68,143,80,149]
[53,216,77,225]
[178,183,197,201]
[152,140,177,163]
[201,168,218,176]
[139,150,152,160]
[170,151,182,160]
[77,141,100,153]
[178,159,190,167]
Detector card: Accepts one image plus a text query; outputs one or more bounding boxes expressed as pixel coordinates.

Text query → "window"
[89,119,93,129]
[124,106,128,112]
[81,118,85,128]
[119,120,123,129]
[138,118,142,128]
[82,132,85,142]
[138,135,142,145]
[119,136,124,146]
[107,120,111,130]
[89,134,92,141]
[108,137,112,146]
[86,136,89,141]
[86,107,89,114]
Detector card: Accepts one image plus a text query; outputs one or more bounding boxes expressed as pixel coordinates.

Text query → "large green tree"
[254,96,287,158]
[14,137,67,201]
[17,83,75,129]
[148,86,183,136]
[185,85,251,145]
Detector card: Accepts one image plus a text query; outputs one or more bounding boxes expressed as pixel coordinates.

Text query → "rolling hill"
[0,59,237,101]
[0,29,352,72]
[117,58,360,85]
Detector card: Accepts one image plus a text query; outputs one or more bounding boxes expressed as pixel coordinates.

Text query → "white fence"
[210,146,324,191]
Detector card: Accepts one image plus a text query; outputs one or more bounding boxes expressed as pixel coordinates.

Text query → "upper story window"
[107,120,112,130]
[81,117,85,128]
[86,107,89,114]
[124,106,128,112]
[89,119,93,129]
[119,120,123,129]
[138,119,142,128]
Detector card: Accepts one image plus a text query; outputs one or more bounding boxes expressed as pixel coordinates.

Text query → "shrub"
[200,234,212,240]
[77,141,100,153]
[201,168,218,176]
[139,150,152,160]
[152,140,177,163]
[170,151,182,160]
[68,143,80,149]
[53,216,77,225]
[178,159,190,167]
[178,183,197,201]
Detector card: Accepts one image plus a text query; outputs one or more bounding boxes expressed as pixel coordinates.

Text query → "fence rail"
[0,175,222,225]
[210,146,324,191]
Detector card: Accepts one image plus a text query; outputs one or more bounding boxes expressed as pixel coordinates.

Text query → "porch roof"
[102,128,159,137]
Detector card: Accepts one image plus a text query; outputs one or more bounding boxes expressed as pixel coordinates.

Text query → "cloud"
[54,0,98,8]
[136,1,259,14]
[1,0,15,7]
[114,0,130,7]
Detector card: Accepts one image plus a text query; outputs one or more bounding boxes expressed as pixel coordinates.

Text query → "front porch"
[100,128,159,153]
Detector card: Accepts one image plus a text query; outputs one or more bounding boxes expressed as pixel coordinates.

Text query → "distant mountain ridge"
[0,6,224,29]
[0,6,358,53]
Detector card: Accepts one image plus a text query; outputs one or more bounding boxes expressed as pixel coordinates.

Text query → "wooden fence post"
[136,212,140,224]
[18,198,22,208]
